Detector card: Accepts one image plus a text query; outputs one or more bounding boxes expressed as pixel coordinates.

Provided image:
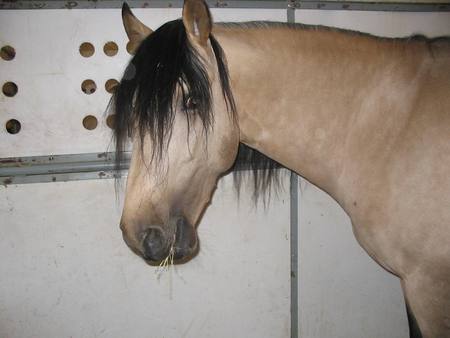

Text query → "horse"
[111,2,450,337]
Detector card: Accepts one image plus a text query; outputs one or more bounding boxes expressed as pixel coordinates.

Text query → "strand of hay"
[155,245,175,299]
[155,245,175,281]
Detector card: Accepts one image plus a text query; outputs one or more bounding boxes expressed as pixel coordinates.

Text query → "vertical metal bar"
[290,171,299,338]
[287,7,298,338]
[287,3,296,23]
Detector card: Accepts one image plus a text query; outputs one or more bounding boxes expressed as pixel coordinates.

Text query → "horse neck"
[214,24,428,201]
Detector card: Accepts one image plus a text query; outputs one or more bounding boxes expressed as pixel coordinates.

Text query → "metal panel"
[0,7,276,159]
[0,175,291,338]
[0,7,287,184]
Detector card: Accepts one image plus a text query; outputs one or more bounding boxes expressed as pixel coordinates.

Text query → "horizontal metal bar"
[0,152,130,174]
[0,150,282,186]
[289,0,450,11]
[0,0,448,11]
[0,152,130,186]
[0,1,288,10]
[1,170,128,186]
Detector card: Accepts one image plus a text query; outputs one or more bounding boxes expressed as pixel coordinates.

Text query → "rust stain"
[0,159,21,164]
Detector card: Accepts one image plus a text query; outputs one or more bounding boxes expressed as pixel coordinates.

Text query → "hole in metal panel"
[81,79,97,94]
[83,115,98,130]
[1,45,16,61]
[6,119,21,134]
[105,79,119,94]
[79,42,95,57]
[2,82,18,97]
[103,41,118,57]
[106,114,115,129]
[126,41,134,55]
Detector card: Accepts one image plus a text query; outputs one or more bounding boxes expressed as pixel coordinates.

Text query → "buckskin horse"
[111,2,450,337]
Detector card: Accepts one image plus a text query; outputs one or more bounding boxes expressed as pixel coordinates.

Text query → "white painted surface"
[295,10,450,37]
[0,8,286,158]
[295,10,450,338]
[0,175,290,338]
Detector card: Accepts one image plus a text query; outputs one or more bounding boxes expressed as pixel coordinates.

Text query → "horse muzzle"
[141,216,198,264]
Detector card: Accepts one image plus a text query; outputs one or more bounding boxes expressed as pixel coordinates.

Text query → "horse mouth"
[143,241,200,266]
[139,216,199,265]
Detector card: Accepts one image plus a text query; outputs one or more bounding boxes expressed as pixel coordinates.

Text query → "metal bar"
[289,172,299,338]
[0,152,129,186]
[0,151,283,185]
[0,171,128,186]
[0,0,448,11]
[0,1,289,10]
[286,8,299,338]
[0,152,130,174]
[288,0,450,11]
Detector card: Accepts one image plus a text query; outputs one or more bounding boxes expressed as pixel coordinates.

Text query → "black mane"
[111,19,281,199]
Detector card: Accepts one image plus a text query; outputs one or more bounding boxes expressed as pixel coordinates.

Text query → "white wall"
[294,10,450,338]
[0,176,290,338]
[0,8,290,338]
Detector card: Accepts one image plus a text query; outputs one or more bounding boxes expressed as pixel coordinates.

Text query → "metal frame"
[0,0,448,12]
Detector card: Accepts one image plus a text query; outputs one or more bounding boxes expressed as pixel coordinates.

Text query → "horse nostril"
[142,228,168,261]
[173,217,198,261]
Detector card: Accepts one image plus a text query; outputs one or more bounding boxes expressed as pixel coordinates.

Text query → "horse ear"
[182,0,212,46]
[122,3,153,54]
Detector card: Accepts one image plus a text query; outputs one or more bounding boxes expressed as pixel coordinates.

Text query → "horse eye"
[185,96,197,110]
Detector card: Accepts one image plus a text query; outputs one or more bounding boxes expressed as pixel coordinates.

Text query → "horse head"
[114,1,240,264]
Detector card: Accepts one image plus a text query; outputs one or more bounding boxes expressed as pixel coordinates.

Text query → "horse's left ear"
[182,0,212,47]
[122,3,153,54]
